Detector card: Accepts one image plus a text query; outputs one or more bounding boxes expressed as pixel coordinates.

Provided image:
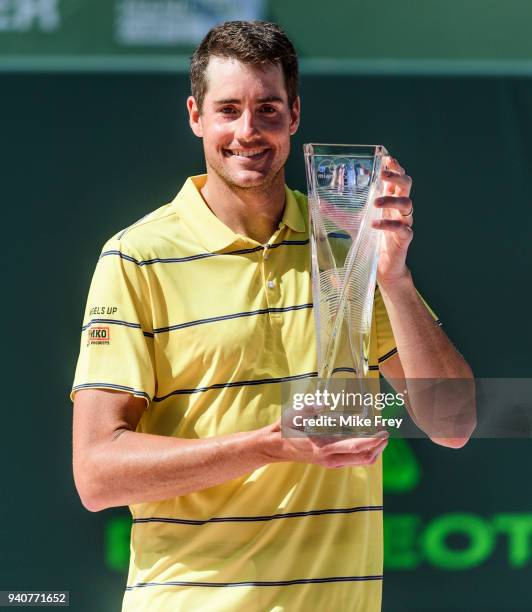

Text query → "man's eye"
[261,106,276,114]
[220,107,236,114]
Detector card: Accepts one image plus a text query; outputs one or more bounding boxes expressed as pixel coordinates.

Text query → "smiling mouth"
[223,148,269,160]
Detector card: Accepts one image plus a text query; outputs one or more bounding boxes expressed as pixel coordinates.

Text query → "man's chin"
[207,160,285,191]
[225,170,274,190]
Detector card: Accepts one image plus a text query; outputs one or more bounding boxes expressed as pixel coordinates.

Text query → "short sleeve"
[373,285,440,365]
[71,237,156,404]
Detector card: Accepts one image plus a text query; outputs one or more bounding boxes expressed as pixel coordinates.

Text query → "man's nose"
[234,110,260,140]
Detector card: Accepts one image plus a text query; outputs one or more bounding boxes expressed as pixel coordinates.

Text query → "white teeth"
[229,149,265,157]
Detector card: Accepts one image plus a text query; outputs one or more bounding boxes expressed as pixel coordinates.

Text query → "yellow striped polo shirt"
[72,175,403,612]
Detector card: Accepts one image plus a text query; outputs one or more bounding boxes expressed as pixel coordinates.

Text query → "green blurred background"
[1,1,531,611]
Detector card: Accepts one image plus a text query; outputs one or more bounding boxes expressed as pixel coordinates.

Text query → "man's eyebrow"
[214,98,240,105]
[213,96,284,105]
[257,96,284,104]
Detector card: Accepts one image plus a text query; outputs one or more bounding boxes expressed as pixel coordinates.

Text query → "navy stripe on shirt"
[99,239,310,267]
[81,318,142,332]
[132,505,383,526]
[125,574,383,590]
[71,382,150,401]
[153,304,313,334]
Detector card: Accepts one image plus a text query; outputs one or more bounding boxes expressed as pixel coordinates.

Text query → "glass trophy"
[304,144,388,435]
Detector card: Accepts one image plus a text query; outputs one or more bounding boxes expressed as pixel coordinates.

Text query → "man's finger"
[381,171,412,195]
[371,219,414,237]
[385,157,405,175]
[319,430,389,455]
[271,418,281,432]
[325,438,389,468]
[375,196,412,214]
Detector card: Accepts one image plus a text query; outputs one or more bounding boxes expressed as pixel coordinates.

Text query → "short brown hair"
[190,20,299,113]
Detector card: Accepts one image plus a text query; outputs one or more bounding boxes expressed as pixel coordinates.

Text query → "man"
[72,20,474,612]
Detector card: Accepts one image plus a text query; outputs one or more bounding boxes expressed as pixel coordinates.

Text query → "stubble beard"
[206,150,288,198]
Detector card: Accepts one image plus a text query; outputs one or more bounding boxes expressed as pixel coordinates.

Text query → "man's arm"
[379,277,472,379]
[378,276,476,448]
[373,157,476,447]
[73,389,388,512]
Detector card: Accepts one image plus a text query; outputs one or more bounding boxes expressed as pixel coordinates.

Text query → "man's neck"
[200,170,286,245]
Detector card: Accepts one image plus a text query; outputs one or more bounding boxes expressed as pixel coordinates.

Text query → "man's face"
[188,57,300,190]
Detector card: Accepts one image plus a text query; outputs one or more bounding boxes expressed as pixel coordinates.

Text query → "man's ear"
[289,96,301,136]
[187,96,203,137]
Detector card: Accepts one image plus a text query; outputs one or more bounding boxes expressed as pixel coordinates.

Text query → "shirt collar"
[280,184,307,233]
[173,174,306,253]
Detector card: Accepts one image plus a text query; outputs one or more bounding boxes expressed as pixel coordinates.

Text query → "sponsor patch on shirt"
[87,326,110,346]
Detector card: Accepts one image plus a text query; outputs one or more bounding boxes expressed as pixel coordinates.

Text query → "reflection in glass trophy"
[304,144,388,434]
